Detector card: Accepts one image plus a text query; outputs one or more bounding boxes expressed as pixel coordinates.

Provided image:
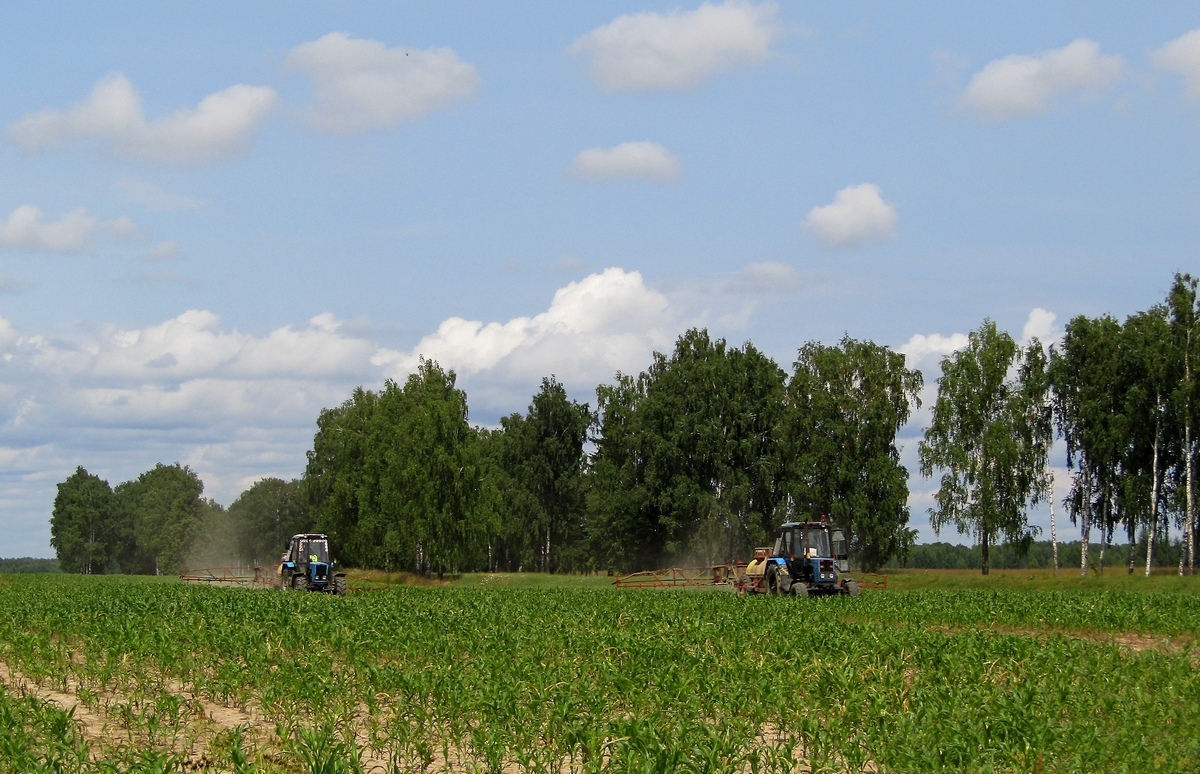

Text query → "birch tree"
[1050,314,1124,575]
[1120,307,1173,575]
[495,377,591,572]
[918,320,1052,575]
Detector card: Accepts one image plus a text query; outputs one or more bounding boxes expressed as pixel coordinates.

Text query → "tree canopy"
[785,336,923,571]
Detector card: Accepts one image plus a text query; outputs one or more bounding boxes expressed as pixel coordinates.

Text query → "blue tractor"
[279,533,347,596]
[743,520,859,597]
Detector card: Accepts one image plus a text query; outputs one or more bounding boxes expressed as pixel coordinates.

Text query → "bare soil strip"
[0,656,850,773]
[0,660,110,747]
[0,658,282,771]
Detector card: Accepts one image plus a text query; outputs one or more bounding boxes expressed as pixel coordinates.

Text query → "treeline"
[49,463,310,575]
[916,271,1200,573]
[307,332,922,574]
[885,540,1188,572]
[50,272,1200,577]
[52,330,922,575]
[0,557,59,573]
[917,273,1200,575]
[1047,274,1200,576]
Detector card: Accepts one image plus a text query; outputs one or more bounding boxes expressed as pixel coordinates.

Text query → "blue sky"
[2,2,1197,558]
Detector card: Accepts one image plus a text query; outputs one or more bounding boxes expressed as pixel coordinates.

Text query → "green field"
[0,573,1197,773]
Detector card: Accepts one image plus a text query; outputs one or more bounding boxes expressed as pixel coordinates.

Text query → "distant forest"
[886,539,1188,572]
[0,557,59,573]
[46,273,1200,577]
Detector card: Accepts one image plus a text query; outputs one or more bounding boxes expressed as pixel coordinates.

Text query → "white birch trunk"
[1183,330,1195,576]
[1146,425,1160,577]
[1097,483,1109,574]
[1049,471,1058,575]
[1080,467,1091,577]
[1188,441,1195,575]
[1182,423,1193,576]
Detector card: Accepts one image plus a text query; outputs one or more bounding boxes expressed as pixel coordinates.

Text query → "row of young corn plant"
[841,587,1200,636]
[0,575,1197,772]
[0,677,206,774]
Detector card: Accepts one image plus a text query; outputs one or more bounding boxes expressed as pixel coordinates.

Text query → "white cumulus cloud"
[570,1,781,92]
[284,32,480,134]
[1021,308,1060,346]
[958,39,1123,121]
[569,141,682,182]
[1152,29,1200,101]
[0,205,137,254]
[56,310,380,383]
[375,268,676,402]
[898,331,970,373]
[0,310,393,534]
[801,183,897,248]
[9,73,279,164]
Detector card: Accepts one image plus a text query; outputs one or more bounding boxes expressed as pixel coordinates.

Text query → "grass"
[457,571,616,589]
[879,566,1200,592]
[345,569,615,590]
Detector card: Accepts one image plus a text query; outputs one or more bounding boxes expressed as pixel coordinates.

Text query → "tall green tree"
[115,463,206,575]
[1119,306,1174,574]
[472,425,528,571]
[783,336,923,571]
[306,360,477,574]
[50,467,116,574]
[495,377,592,572]
[304,387,379,567]
[187,498,237,568]
[1167,273,1198,574]
[919,320,1052,575]
[589,329,786,568]
[1050,314,1127,574]
[381,359,477,576]
[228,478,310,566]
[586,371,655,572]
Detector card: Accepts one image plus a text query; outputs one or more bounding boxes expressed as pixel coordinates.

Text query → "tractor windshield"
[302,540,330,563]
[805,529,831,558]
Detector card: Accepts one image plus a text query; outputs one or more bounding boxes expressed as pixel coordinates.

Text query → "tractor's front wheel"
[292,573,307,591]
[843,579,861,597]
[333,575,347,597]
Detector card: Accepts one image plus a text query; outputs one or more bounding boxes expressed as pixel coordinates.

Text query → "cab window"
[831,529,848,559]
[806,530,831,557]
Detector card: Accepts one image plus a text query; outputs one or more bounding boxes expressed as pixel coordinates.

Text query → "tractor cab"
[771,520,851,593]
[280,533,342,593]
